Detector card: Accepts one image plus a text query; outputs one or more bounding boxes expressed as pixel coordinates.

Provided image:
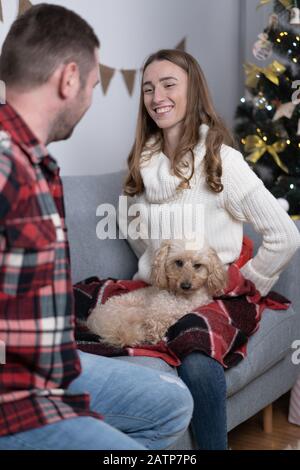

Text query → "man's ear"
[59,62,81,99]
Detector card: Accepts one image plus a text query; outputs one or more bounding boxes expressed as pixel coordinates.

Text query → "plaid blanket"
[74,238,290,368]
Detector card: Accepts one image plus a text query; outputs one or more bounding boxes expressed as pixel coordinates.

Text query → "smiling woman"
[120,48,300,450]
[124,49,234,197]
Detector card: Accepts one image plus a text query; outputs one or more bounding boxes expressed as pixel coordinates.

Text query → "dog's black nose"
[180,282,191,290]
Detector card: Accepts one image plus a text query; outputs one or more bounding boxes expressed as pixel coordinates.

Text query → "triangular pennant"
[0,1,3,23]
[99,64,115,95]
[18,0,33,17]
[121,69,136,96]
[175,38,186,52]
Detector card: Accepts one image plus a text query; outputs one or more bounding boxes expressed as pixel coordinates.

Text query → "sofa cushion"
[226,305,300,396]
[62,173,138,283]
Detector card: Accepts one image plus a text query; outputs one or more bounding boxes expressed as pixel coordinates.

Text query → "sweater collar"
[140,123,209,203]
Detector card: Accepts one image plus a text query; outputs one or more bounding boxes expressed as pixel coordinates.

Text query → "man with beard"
[0,3,193,451]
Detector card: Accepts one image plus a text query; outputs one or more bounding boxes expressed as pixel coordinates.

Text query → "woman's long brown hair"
[124,49,235,196]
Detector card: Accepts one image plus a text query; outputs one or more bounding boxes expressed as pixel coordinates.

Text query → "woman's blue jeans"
[178,352,228,450]
[0,351,193,450]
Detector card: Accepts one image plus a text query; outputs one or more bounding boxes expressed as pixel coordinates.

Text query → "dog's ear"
[202,248,227,297]
[150,241,171,290]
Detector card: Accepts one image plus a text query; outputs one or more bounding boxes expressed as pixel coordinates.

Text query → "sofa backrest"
[63,172,138,283]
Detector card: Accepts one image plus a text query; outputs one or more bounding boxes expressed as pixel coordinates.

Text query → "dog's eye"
[175,260,184,267]
[193,263,202,269]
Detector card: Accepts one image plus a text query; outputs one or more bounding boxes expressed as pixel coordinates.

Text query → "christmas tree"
[235,0,300,218]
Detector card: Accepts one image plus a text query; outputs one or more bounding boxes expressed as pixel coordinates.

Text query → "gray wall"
[0,0,269,176]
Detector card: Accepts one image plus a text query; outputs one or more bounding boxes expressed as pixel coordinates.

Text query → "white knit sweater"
[120,124,300,296]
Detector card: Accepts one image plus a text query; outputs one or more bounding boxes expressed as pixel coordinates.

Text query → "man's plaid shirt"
[0,103,100,437]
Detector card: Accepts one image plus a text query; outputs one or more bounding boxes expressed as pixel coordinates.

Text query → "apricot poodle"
[87,240,227,347]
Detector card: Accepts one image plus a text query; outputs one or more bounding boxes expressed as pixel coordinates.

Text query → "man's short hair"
[0,3,100,89]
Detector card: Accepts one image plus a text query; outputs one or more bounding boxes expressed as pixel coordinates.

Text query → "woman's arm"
[223,148,300,296]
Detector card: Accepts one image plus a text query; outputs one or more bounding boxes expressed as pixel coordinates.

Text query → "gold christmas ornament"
[244,61,286,88]
[254,92,269,109]
[244,135,288,173]
[257,0,293,9]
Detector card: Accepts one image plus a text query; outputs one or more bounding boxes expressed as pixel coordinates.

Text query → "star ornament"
[272,101,296,121]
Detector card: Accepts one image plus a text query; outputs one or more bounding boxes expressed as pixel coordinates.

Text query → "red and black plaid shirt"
[0,103,101,437]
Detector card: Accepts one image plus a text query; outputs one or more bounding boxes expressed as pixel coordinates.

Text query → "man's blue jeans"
[0,351,193,450]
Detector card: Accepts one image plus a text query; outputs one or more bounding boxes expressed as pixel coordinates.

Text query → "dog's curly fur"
[87,240,227,347]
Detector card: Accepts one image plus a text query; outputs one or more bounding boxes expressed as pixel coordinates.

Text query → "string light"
[263,136,268,142]
[286,140,291,145]
[240,97,246,103]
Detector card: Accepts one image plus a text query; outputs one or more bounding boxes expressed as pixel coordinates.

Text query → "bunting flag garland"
[0,0,32,21]
[0,4,186,97]
[99,64,115,95]
[175,38,186,52]
[101,37,187,95]
[120,69,136,96]
[18,0,33,16]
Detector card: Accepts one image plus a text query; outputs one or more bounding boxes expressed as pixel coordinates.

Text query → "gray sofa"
[63,171,300,450]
